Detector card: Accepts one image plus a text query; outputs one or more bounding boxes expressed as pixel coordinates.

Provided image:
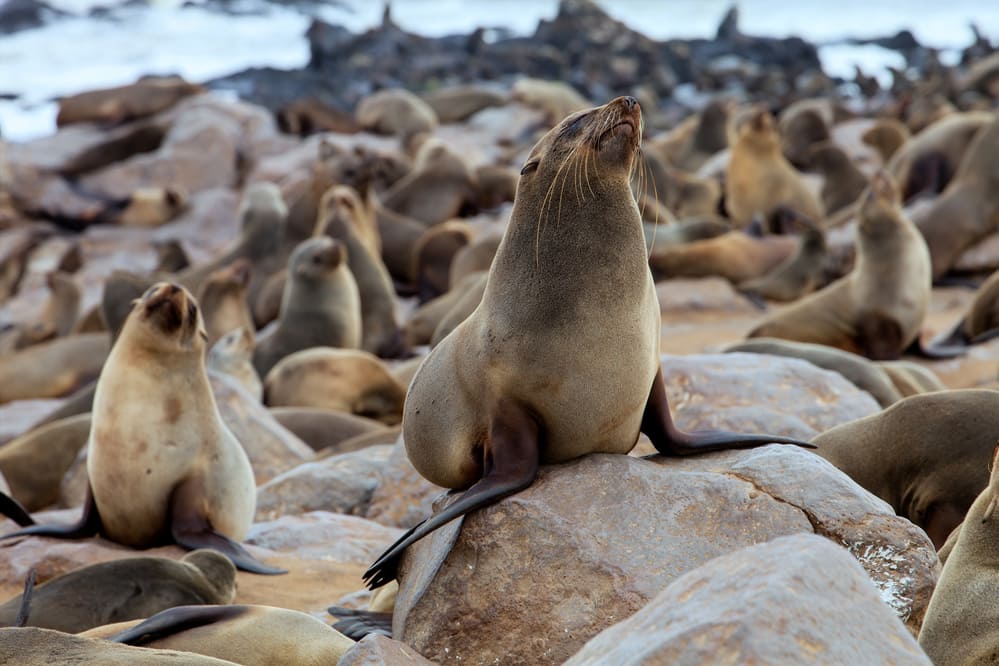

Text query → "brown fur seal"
[355,88,438,140]
[0,550,235,633]
[510,78,589,125]
[0,333,108,404]
[887,111,992,202]
[911,112,999,279]
[723,338,903,408]
[269,407,388,453]
[380,138,474,227]
[0,626,236,665]
[412,220,473,301]
[252,237,361,377]
[116,187,186,228]
[777,100,832,168]
[94,604,354,665]
[471,164,518,210]
[315,186,404,358]
[207,328,261,401]
[725,109,824,227]
[648,230,797,283]
[876,360,946,397]
[932,268,999,348]
[737,222,827,303]
[0,283,283,574]
[807,141,868,215]
[422,85,506,124]
[449,233,502,287]
[919,445,999,664]
[263,347,406,425]
[636,149,721,220]
[0,413,91,511]
[430,272,488,347]
[646,98,731,172]
[196,260,254,347]
[6,271,81,350]
[363,97,812,588]
[813,389,999,547]
[55,76,202,126]
[861,118,910,164]
[405,271,487,348]
[372,198,428,285]
[748,172,930,360]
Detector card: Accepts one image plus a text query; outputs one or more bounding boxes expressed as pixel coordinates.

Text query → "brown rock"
[365,440,445,530]
[565,534,930,665]
[209,373,314,484]
[246,511,402,566]
[394,448,937,664]
[255,445,393,521]
[339,634,440,666]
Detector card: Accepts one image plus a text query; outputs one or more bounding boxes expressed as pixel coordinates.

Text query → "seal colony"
[363,97,813,588]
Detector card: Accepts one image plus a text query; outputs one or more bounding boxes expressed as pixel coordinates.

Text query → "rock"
[565,534,930,665]
[255,445,393,521]
[339,634,440,666]
[662,353,882,440]
[364,440,445,530]
[0,398,66,444]
[209,373,314,484]
[656,277,759,315]
[246,511,402,566]
[393,447,938,663]
[0,0,67,35]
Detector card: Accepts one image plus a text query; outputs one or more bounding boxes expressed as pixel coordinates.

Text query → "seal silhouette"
[363,97,813,588]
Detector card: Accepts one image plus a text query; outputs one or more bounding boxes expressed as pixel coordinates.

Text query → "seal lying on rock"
[363,97,813,588]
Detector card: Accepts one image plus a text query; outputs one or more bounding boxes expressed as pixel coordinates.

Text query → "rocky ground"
[0,0,998,664]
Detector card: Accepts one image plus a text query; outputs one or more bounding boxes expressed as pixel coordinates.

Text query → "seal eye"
[520,161,539,176]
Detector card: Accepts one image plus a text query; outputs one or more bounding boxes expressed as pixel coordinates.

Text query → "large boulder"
[393,447,938,664]
[364,440,445,530]
[565,534,930,665]
[338,634,439,666]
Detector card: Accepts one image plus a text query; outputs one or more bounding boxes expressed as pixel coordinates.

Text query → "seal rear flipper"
[109,604,249,645]
[641,366,816,454]
[1,486,102,539]
[0,490,35,527]
[327,607,392,639]
[363,399,540,589]
[169,481,287,576]
[903,336,968,360]
[855,312,905,360]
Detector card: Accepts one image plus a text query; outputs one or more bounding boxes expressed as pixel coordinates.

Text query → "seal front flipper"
[109,604,249,645]
[327,606,392,639]
[0,486,102,539]
[169,479,287,575]
[640,366,816,454]
[363,399,540,589]
[0,489,35,527]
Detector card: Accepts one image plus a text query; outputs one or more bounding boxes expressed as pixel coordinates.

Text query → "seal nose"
[622,96,637,110]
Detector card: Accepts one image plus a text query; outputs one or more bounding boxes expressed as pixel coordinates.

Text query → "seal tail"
[363,399,540,589]
[327,607,392,640]
[641,366,817,454]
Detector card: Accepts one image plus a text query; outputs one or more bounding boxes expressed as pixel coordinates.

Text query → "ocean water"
[1,0,996,141]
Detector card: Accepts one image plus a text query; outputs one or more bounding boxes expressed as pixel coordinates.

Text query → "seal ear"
[520,160,539,176]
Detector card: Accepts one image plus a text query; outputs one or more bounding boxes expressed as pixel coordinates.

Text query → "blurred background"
[2,0,997,140]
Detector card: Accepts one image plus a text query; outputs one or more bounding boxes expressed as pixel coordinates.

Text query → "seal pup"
[4,271,81,350]
[748,172,931,360]
[813,389,999,548]
[207,327,262,401]
[94,604,354,666]
[252,237,362,377]
[315,186,404,358]
[0,550,236,633]
[363,97,813,588]
[919,445,999,664]
[0,283,284,575]
[725,109,824,227]
[911,112,999,279]
[737,220,827,303]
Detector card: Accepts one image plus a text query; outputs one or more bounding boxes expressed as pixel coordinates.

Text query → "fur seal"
[471,164,518,210]
[263,347,406,425]
[252,237,361,377]
[777,100,833,168]
[807,141,868,215]
[648,230,797,283]
[116,187,186,228]
[510,78,589,125]
[725,109,824,227]
[0,283,283,574]
[931,268,999,348]
[861,118,910,164]
[430,272,488,347]
[56,75,202,126]
[380,138,474,227]
[5,271,81,350]
[405,271,487,348]
[911,112,999,279]
[723,338,903,408]
[748,172,930,360]
[646,98,731,172]
[0,550,235,633]
[449,233,502,287]
[737,220,827,303]
[412,220,473,301]
[919,445,999,664]
[196,260,254,348]
[269,407,388,453]
[887,111,992,202]
[0,626,236,665]
[315,186,404,358]
[813,389,999,547]
[422,85,506,124]
[207,327,262,401]
[95,604,354,666]
[876,360,946,397]
[373,198,428,285]
[355,88,438,140]
[0,333,108,404]
[0,413,91,511]
[363,97,812,588]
